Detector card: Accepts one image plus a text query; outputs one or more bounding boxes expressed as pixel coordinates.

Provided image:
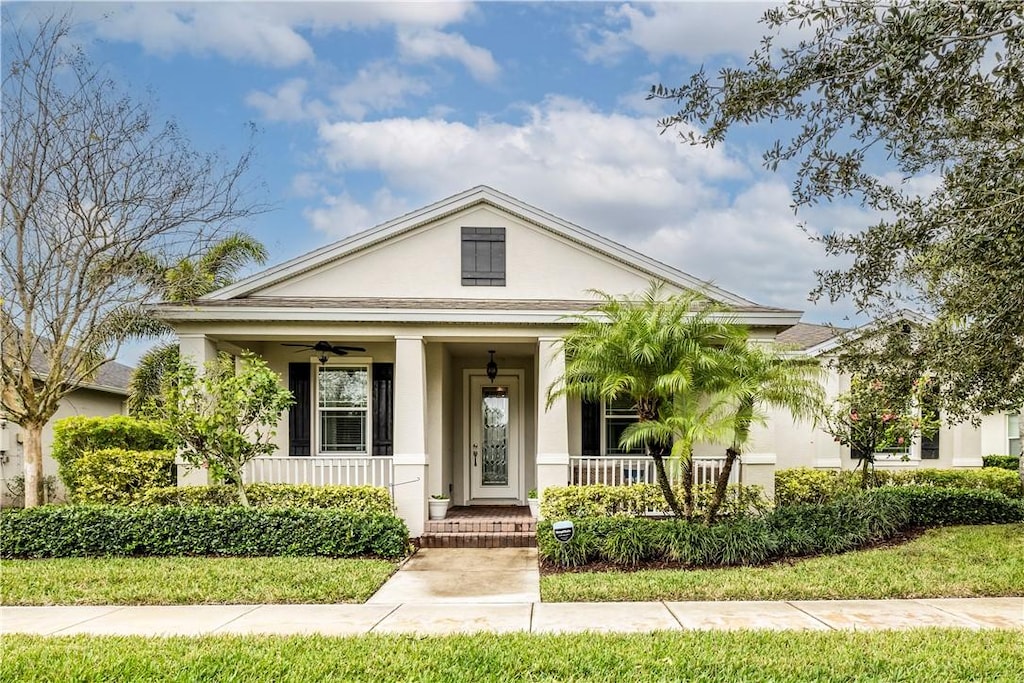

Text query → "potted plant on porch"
[527,488,540,518]
[429,494,449,520]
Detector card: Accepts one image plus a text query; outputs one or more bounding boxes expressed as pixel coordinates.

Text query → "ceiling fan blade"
[331,345,365,354]
[282,343,314,348]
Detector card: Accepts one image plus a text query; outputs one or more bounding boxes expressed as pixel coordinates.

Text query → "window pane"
[606,417,642,454]
[321,410,366,452]
[319,367,367,408]
[1010,414,1022,456]
[606,396,637,416]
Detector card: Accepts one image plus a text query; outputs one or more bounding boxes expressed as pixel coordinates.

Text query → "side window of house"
[318,366,369,453]
[461,227,505,286]
[604,397,642,455]
[1009,414,1022,456]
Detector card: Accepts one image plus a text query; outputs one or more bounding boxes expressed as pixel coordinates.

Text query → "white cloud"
[83,2,477,67]
[578,2,788,64]
[329,62,431,120]
[245,78,328,122]
[304,188,410,235]
[397,28,500,82]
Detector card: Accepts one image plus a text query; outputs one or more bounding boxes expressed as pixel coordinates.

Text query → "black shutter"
[581,398,601,456]
[372,363,394,456]
[288,362,311,457]
[921,388,940,459]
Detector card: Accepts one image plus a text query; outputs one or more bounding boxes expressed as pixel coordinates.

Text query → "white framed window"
[317,365,370,455]
[1009,414,1022,457]
[602,397,642,455]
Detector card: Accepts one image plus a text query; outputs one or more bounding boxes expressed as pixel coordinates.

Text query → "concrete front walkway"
[2,598,1021,636]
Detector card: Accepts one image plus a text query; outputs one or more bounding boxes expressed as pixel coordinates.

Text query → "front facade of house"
[157,187,1017,535]
[158,187,797,535]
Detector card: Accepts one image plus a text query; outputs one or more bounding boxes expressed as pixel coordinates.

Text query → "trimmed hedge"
[0,506,408,559]
[538,487,1024,568]
[775,467,1023,506]
[140,484,393,514]
[73,449,175,505]
[983,455,1020,472]
[52,416,169,494]
[541,483,769,519]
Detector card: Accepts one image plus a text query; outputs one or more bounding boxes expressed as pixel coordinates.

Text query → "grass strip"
[3,630,1023,682]
[542,524,1024,602]
[0,557,396,605]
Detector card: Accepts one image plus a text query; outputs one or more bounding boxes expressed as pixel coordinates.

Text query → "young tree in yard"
[160,352,293,507]
[1,12,261,506]
[651,0,1024,484]
[127,233,268,415]
[547,285,747,518]
[705,346,823,523]
[820,376,939,489]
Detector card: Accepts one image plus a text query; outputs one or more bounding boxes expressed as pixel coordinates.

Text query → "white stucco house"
[0,353,131,506]
[154,186,1018,536]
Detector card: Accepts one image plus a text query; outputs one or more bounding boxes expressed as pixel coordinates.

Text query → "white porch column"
[536,336,569,515]
[176,334,218,486]
[394,335,428,537]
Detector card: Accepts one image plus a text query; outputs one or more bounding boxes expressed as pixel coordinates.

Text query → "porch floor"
[421,506,536,548]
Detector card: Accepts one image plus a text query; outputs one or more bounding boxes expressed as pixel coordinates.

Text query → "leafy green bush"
[140,483,393,514]
[0,506,408,559]
[867,486,1024,527]
[51,416,169,493]
[983,455,1020,472]
[541,483,769,519]
[537,486,1021,568]
[775,466,1023,506]
[73,449,175,504]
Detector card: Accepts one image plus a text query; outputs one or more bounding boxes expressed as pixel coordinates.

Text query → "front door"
[469,374,520,500]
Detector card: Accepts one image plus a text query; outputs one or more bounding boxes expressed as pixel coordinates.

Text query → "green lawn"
[542,524,1024,602]
[4,631,1023,682]
[0,557,396,605]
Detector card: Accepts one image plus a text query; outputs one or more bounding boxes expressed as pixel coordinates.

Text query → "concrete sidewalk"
[3,598,1021,636]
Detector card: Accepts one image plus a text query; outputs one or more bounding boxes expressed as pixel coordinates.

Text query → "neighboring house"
[774,319,1022,471]
[0,351,131,506]
[155,186,798,535]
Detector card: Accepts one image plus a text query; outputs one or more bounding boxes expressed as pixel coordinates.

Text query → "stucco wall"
[259,205,679,301]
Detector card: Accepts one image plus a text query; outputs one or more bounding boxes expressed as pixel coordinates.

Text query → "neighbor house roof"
[27,344,132,396]
[775,322,846,351]
[800,310,933,357]
[201,186,765,309]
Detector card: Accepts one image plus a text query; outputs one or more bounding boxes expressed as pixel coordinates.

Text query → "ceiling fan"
[283,341,366,362]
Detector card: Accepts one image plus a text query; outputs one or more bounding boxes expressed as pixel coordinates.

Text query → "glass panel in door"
[481,386,509,486]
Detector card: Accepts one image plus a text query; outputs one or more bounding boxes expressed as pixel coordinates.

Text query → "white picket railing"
[569,455,738,487]
[242,456,394,488]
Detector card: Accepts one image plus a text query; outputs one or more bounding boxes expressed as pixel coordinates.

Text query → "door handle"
[473,444,478,466]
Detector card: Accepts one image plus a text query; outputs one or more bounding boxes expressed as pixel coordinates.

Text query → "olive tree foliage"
[0,12,262,506]
[160,352,293,507]
[651,1,1024,478]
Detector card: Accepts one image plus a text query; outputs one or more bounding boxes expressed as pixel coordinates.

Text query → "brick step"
[424,520,537,534]
[420,531,537,548]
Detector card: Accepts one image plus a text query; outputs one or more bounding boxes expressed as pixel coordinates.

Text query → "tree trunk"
[23,424,44,508]
[860,456,871,489]
[681,451,695,519]
[235,478,250,507]
[651,448,684,518]
[705,446,739,525]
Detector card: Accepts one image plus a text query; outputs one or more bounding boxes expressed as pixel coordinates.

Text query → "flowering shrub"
[819,376,940,487]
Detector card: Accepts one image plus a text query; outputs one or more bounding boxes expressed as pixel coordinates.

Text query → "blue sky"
[14,2,883,362]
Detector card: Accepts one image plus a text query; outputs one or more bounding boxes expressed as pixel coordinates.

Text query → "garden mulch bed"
[538,527,926,575]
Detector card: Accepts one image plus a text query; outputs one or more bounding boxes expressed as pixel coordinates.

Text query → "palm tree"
[127,233,268,414]
[704,345,823,523]
[547,284,747,517]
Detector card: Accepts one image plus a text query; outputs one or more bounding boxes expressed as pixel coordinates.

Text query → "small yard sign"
[552,520,574,543]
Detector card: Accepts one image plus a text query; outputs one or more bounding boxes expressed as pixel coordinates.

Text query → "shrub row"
[775,466,1023,506]
[538,486,1024,568]
[983,455,1021,472]
[540,483,769,519]
[72,449,176,505]
[140,483,394,514]
[0,506,408,559]
[52,416,169,494]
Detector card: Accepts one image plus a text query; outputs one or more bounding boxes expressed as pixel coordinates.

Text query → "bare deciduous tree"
[1,11,264,506]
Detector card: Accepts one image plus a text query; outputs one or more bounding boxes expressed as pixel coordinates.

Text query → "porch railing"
[242,456,394,488]
[569,455,739,487]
